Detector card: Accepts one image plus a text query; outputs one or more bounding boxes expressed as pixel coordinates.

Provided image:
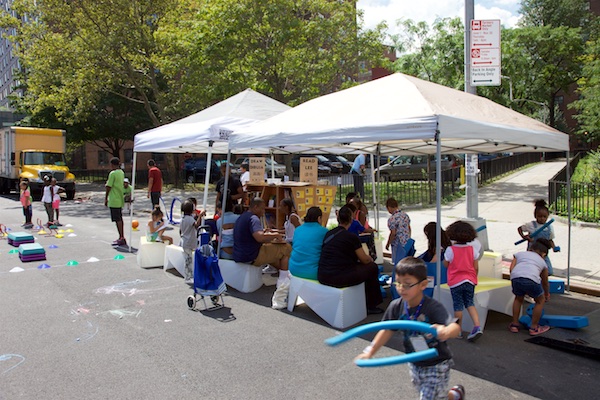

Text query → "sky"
[357,0,522,36]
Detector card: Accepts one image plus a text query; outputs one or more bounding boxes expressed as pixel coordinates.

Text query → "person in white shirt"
[239,163,250,192]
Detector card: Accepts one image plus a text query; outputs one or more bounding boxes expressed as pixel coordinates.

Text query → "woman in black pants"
[318,205,383,314]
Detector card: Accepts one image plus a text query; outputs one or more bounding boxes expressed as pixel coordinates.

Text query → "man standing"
[215,163,244,214]
[105,157,126,246]
[147,159,162,209]
[350,153,366,199]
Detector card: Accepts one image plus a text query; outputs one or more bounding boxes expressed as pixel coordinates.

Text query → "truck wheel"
[66,190,76,200]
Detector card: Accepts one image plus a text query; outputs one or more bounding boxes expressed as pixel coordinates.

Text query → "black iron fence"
[73,152,545,208]
[548,153,600,222]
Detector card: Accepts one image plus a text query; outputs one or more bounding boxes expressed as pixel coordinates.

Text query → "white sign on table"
[470,19,501,86]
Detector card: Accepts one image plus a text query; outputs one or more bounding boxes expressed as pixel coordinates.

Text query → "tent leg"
[566,151,571,291]
[435,132,442,301]
[203,141,214,214]
[128,153,138,253]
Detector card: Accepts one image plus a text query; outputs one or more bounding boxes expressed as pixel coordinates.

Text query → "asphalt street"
[1,169,599,399]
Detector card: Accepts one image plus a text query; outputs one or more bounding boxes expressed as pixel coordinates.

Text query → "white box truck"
[0,127,76,199]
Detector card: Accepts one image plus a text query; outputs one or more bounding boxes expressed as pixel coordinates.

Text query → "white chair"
[219,259,263,293]
[163,245,189,277]
[136,236,167,268]
[287,275,367,329]
[434,277,513,332]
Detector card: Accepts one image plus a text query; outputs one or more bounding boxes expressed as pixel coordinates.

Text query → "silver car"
[376,154,462,181]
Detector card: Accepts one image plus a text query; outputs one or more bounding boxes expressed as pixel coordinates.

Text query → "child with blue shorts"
[509,238,551,335]
[444,221,482,342]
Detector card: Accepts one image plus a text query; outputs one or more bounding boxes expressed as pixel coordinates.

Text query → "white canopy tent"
[129,89,290,250]
[132,88,290,208]
[229,73,572,293]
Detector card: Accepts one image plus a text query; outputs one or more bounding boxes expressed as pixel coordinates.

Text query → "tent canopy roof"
[230,73,569,156]
[134,89,290,154]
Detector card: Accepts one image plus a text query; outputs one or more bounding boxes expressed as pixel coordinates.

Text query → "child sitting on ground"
[509,238,551,335]
[147,207,173,245]
[355,257,461,399]
[444,220,483,342]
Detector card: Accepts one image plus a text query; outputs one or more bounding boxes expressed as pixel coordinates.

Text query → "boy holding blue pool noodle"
[356,257,461,399]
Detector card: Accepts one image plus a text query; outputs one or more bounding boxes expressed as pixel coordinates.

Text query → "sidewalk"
[356,160,600,295]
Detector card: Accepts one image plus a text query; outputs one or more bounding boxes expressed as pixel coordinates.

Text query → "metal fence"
[548,153,600,222]
[73,152,545,208]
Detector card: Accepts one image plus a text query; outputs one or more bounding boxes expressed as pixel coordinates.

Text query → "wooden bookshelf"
[246,182,336,229]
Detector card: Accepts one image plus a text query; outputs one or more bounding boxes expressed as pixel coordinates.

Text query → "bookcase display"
[246,182,336,229]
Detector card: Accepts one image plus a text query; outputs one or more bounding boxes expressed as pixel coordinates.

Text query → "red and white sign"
[470,19,501,86]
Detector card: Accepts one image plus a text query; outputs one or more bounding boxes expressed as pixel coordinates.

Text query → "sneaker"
[112,238,127,246]
[467,326,483,342]
[184,278,194,286]
[262,265,278,274]
[54,222,63,227]
[448,384,466,400]
[23,223,34,229]
[529,325,550,336]
[456,332,463,340]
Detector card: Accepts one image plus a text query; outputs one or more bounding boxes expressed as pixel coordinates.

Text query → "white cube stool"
[479,251,503,278]
[219,259,263,293]
[434,277,513,332]
[163,245,189,278]
[137,237,167,268]
[287,275,367,329]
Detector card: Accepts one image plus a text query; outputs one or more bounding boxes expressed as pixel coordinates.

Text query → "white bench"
[163,245,189,278]
[287,275,367,329]
[137,236,167,268]
[219,259,263,293]
[434,276,514,332]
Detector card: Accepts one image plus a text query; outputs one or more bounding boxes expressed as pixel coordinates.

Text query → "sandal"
[509,323,520,333]
[529,325,550,336]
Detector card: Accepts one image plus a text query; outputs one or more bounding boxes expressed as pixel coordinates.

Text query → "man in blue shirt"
[350,153,366,199]
[233,198,291,272]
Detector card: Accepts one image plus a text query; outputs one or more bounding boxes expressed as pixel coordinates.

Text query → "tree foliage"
[391,17,464,90]
[571,19,600,142]
[519,0,591,29]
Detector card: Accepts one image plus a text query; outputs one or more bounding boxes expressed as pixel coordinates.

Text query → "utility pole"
[464,0,489,251]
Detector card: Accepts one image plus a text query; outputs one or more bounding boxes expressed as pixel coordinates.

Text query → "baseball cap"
[124,178,130,183]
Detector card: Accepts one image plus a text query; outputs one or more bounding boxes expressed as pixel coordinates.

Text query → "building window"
[151,153,165,163]
[98,150,109,166]
[555,95,564,105]
[124,148,133,164]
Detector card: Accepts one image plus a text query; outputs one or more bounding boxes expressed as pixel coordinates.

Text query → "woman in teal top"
[289,207,328,280]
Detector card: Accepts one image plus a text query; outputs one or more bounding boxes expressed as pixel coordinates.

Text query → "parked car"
[291,155,332,174]
[234,157,287,178]
[375,154,462,181]
[320,154,353,173]
[182,158,222,183]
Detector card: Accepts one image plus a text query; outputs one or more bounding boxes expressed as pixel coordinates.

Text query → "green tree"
[172,0,388,105]
[519,0,591,29]
[499,25,583,129]
[391,17,464,89]
[571,20,600,143]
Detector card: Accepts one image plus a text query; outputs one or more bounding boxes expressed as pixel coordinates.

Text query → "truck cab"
[19,150,76,199]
